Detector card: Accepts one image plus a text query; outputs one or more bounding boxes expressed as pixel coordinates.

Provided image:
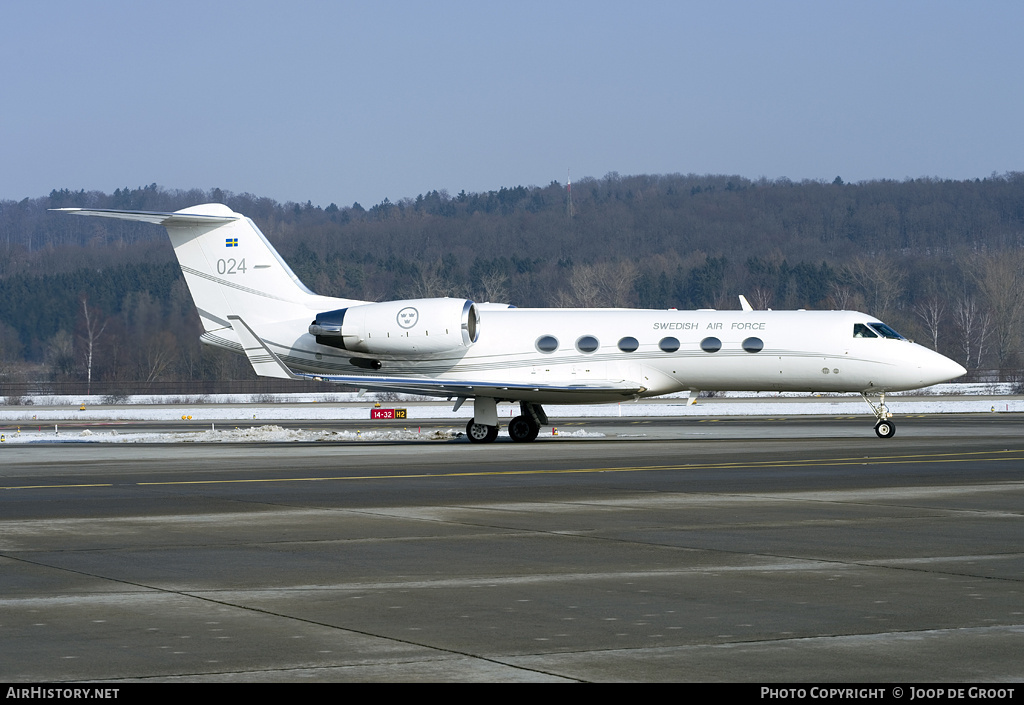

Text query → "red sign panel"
[370,408,407,420]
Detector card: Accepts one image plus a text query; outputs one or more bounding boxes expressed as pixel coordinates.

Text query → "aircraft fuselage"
[213,307,964,405]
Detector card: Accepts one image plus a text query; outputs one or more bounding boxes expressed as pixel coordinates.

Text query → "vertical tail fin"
[161,204,321,331]
[56,203,350,332]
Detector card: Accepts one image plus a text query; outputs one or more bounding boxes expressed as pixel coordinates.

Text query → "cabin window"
[576,335,600,353]
[659,337,680,353]
[700,337,722,353]
[742,337,764,353]
[869,322,905,340]
[853,323,878,338]
[617,336,639,352]
[536,335,559,353]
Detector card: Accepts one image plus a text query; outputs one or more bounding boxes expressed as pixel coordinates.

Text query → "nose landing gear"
[862,392,896,438]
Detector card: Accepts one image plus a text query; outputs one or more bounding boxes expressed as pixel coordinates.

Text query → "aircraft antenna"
[567,168,575,220]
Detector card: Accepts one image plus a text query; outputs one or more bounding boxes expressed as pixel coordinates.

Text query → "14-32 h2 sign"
[370,408,407,420]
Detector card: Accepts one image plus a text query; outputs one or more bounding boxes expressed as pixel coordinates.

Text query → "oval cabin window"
[536,335,559,353]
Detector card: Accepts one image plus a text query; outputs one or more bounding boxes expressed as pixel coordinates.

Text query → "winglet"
[739,295,753,311]
[227,315,303,380]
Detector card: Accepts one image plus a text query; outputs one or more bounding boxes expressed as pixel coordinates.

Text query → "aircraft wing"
[228,316,304,381]
[299,374,647,399]
[228,315,646,399]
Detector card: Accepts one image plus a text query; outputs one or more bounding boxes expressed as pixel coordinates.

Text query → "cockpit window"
[853,323,878,338]
[868,322,905,340]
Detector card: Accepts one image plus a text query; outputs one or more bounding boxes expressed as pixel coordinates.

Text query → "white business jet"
[56,203,966,442]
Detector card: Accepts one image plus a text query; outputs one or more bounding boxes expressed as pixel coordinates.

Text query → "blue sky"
[3,0,1022,207]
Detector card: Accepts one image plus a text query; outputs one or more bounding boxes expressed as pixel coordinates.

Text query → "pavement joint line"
[4,448,1023,490]
[0,551,577,682]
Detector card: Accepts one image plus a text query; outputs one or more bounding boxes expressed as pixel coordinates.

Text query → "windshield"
[868,322,905,340]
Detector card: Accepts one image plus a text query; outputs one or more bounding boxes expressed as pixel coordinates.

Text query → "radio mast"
[567,168,575,219]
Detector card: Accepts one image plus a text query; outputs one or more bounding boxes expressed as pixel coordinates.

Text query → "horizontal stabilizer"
[51,207,237,226]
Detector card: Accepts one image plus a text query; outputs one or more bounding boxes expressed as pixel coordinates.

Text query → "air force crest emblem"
[396,307,419,329]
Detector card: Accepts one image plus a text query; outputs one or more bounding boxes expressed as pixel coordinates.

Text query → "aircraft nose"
[922,351,966,385]
[948,359,968,379]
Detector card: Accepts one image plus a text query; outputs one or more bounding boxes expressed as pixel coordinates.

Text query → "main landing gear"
[465,419,499,443]
[507,415,541,443]
[466,401,547,444]
[861,391,896,438]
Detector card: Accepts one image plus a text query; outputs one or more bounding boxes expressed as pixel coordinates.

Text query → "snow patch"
[3,425,463,445]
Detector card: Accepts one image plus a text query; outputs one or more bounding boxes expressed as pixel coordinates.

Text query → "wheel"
[508,415,540,443]
[466,418,499,443]
[874,420,896,438]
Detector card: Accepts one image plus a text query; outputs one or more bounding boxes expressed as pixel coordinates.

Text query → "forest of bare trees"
[1,172,1023,394]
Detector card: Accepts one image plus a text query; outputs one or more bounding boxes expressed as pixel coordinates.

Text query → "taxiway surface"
[2,415,1022,682]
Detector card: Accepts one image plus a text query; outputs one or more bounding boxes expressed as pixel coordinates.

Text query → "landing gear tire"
[508,415,540,443]
[874,420,896,439]
[466,418,499,444]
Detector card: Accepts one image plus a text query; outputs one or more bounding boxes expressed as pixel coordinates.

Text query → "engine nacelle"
[310,298,480,356]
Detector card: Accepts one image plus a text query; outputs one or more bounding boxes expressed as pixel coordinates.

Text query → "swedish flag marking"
[225,238,239,247]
